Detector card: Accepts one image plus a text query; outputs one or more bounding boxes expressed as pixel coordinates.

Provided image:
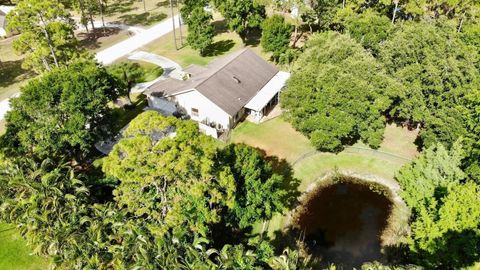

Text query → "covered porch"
[244,71,290,123]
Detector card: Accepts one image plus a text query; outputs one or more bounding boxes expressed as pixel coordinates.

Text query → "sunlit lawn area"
[230,116,418,237]
[0,223,50,270]
[71,0,172,26]
[230,118,313,163]
[138,28,245,67]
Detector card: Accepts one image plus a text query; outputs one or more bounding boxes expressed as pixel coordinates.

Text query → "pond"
[293,177,394,269]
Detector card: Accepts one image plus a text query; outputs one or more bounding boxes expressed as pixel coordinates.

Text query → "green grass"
[138,28,245,68]
[0,223,50,270]
[293,152,404,191]
[230,117,417,237]
[230,118,313,163]
[78,28,133,53]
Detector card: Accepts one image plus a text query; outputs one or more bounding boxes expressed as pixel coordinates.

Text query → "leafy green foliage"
[261,15,293,61]
[186,7,215,56]
[0,156,91,267]
[343,10,392,55]
[380,21,478,148]
[216,0,266,41]
[396,142,480,268]
[0,57,119,161]
[6,0,79,72]
[396,141,465,211]
[218,144,286,228]
[103,111,225,237]
[107,62,144,93]
[282,32,401,152]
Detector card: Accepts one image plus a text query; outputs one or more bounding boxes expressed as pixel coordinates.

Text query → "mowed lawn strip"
[0,223,50,270]
[230,118,314,163]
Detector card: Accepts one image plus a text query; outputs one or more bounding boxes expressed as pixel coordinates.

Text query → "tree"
[6,0,79,72]
[282,32,402,152]
[186,7,215,56]
[217,144,287,228]
[395,141,480,268]
[395,141,465,211]
[102,111,234,237]
[261,15,293,61]
[0,57,119,161]
[408,182,480,268]
[107,61,144,103]
[380,21,478,149]
[343,10,392,55]
[0,157,92,267]
[216,0,266,42]
[180,0,208,22]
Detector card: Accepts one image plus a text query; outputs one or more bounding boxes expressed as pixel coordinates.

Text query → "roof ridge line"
[194,48,250,90]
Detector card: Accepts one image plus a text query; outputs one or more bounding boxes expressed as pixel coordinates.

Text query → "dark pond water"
[294,180,393,269]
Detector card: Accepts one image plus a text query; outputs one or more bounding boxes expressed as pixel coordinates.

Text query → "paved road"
[73,17,146,35]
[96,15,181,65]
[0,15,181,120]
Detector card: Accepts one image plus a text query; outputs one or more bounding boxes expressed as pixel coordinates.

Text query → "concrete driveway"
[96,15,181,65]
[128,51,183,93]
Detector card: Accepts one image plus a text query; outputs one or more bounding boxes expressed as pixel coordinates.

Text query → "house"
[144,49,290,137]
[0,6,14,38]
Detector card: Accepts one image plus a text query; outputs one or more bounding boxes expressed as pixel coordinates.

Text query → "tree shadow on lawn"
[0,59,34,88]
[106,0,135,15]
[203,39,236,57]
[244,28,262,47]
[212,19,229,35]
[118,12,167,26]
[77,27,123,50]
[156,0,170,7]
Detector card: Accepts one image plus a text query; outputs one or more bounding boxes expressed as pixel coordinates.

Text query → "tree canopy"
[261,15,293,61]
[395,143,480,268]
[186,7,215,56]
[282,32,402,151]
[215,0,266,41]
[7,0,79,72]
[0,57,119,161]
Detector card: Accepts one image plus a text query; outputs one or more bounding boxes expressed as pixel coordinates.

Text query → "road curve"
[0,15,181,120]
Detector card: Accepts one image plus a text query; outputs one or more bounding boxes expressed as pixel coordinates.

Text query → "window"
[191,108,199,117]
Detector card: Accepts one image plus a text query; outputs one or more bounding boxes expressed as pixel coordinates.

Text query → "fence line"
[292,146,412,167]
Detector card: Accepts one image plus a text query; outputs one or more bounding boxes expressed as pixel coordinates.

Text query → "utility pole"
[177,0,184,47]
[169,0,178,50]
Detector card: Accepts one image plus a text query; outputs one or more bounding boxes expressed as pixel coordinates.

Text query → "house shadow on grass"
[203,39,235,57]
[118,12,167,26]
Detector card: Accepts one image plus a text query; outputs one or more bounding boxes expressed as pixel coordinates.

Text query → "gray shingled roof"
[146,49,279,116]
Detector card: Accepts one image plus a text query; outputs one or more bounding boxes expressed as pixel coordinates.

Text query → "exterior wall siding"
[170,90,233,129]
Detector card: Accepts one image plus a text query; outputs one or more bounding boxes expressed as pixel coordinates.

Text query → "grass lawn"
[0,37,35,101]
[0,223,50,270]
[230,118,313,163]
[72,0,172,26]
[78,27,133,53]
[138,29,245,67]
[230,117,418,237]
[136,14,269,68]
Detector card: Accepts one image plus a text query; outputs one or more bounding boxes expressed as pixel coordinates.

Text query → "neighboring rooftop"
[146,49,279,116]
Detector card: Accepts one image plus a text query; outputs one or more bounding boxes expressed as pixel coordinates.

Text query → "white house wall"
[172,90,232,129]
